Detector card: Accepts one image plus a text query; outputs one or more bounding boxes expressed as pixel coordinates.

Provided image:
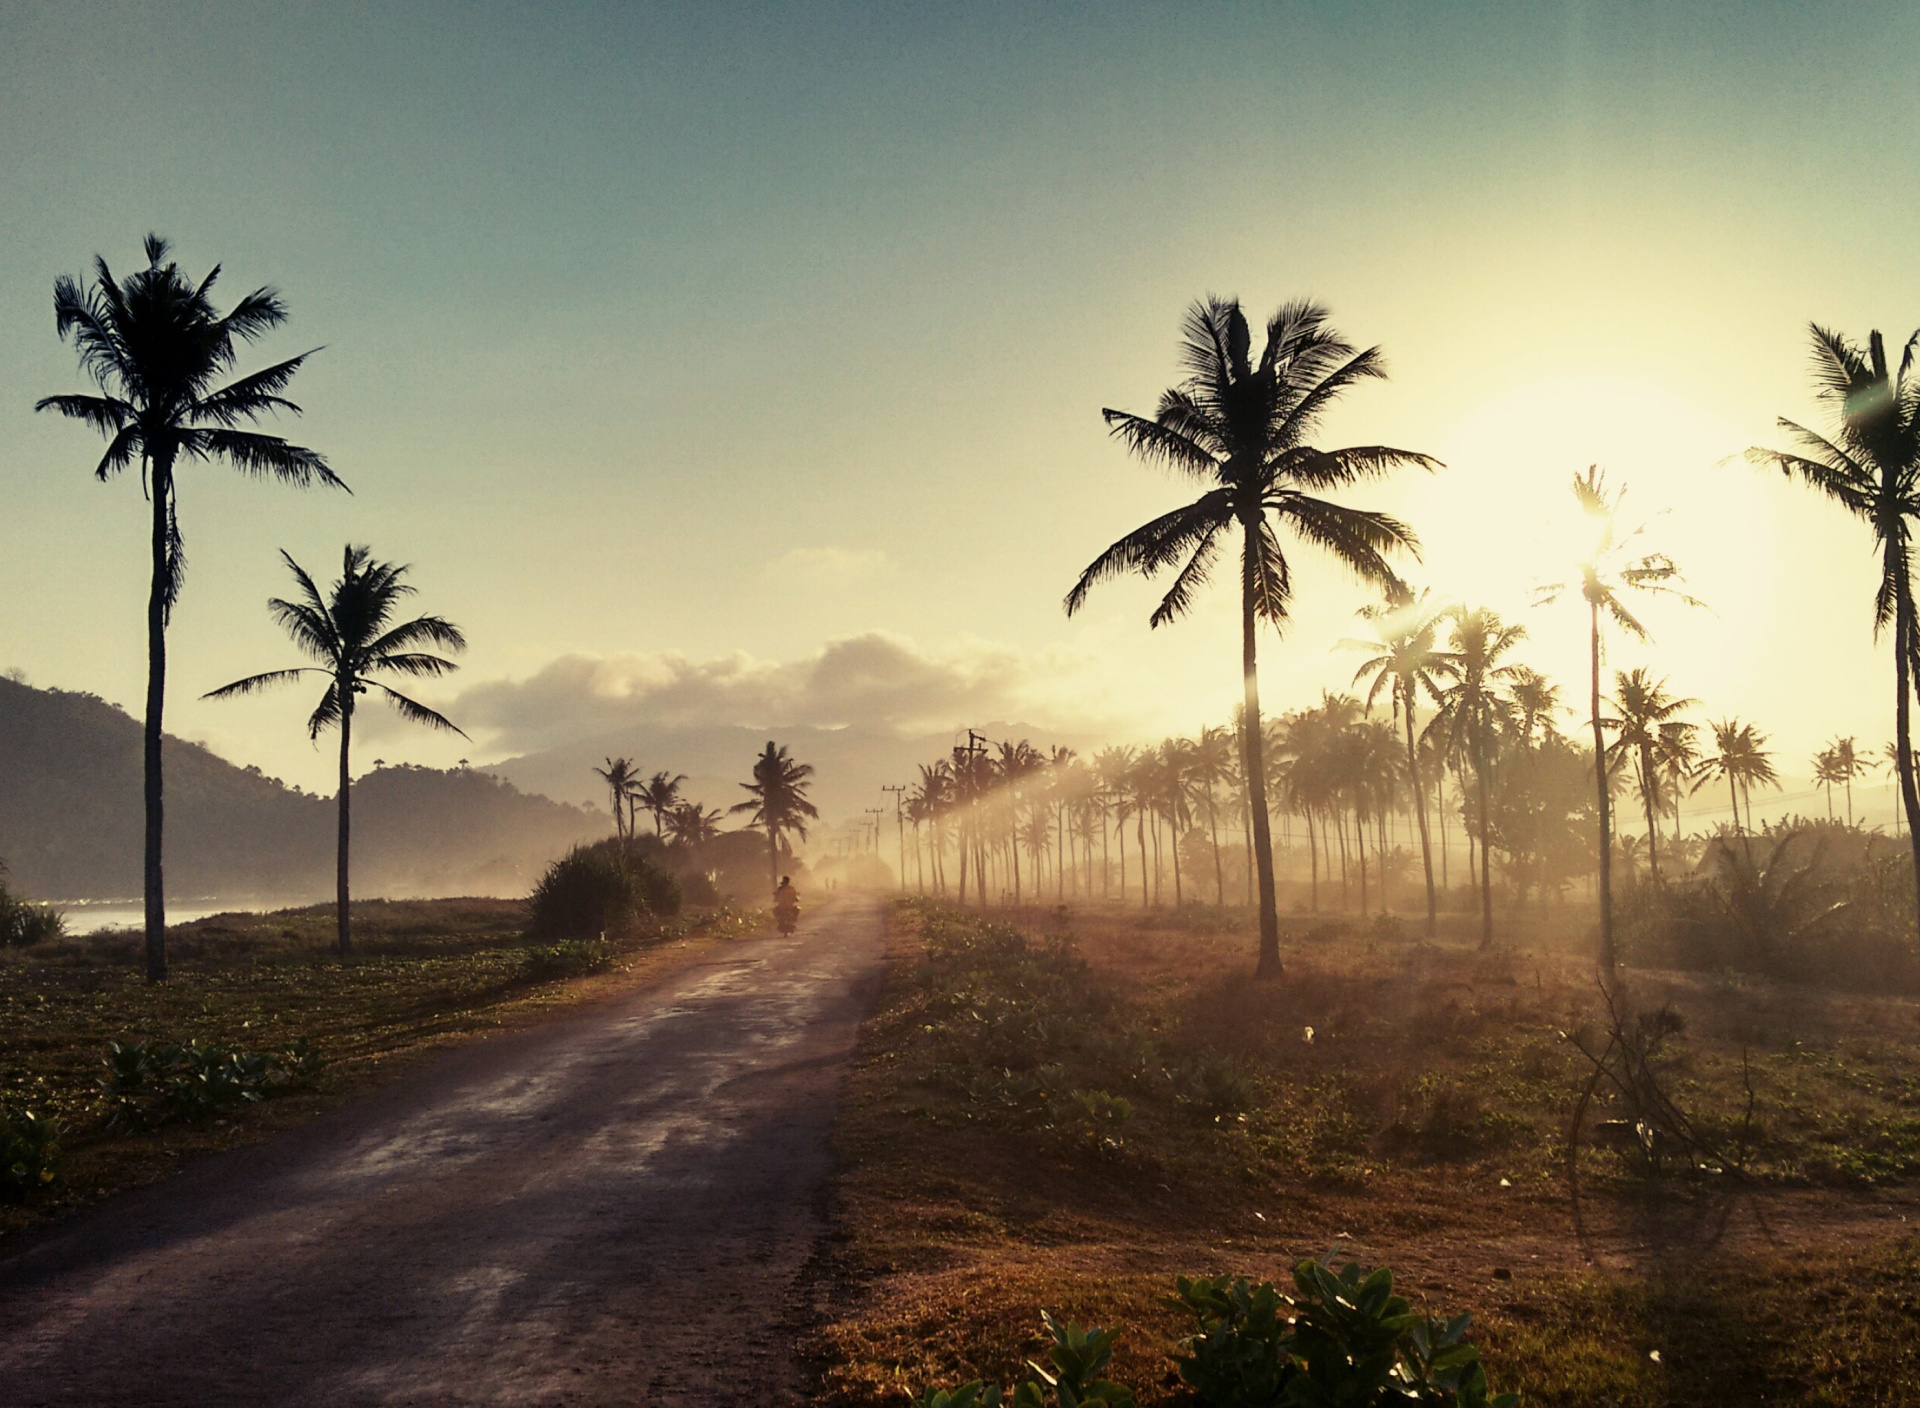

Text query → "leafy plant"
[0,1105,64,1197]
[520,937,612,981]
[914,1310,1135,1408]
[0,861,66,947]
[98,1037,324,1132]
[1166,1258,1517,1407]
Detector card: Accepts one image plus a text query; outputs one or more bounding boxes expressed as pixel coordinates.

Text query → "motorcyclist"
[773,876,800,932]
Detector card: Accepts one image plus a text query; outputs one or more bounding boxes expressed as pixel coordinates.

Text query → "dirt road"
[0,895,887,1406]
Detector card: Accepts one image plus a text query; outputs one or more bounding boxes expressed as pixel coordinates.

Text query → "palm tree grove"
[5,7,1920,1404]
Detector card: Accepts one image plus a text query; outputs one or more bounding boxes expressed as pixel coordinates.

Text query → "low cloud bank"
[428,632,1110,756]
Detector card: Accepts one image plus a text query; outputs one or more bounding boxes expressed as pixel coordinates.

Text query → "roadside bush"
[917,1258,1513,1407]
[0,1105,63,1197]
[0,862,65,947]
[527,840,681,941]
[520,936,612,981]
[98,1037,325,1133]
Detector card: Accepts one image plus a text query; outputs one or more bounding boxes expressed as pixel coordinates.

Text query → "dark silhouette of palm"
[665,802,724,849]
[1701,718,1778,836]
[593,757,639,840]
[1064,297,1435,975]
[1347,585,1455,938]
[1538,467,1699,969]
[1749,326,1920,891]
[639,771,688,836]
[1432,606,1525,948]
[204,546,464,955]
[37,235,341,980]
[731,742,819,900]
[1604,668,1696,885]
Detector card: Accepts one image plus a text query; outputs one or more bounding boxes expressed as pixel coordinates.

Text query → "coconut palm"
[1347,586,1454,937]
[638,770,688,837]
[1064,297,1435,973]
[665,801,724,849]
[1604,668,1697,885]
[1537,467,1699,969]
[37,235,341,980]
[1189,725,1238,905]
[1829,736,1865,827]
[1433,607,1526,947]
[1700,718,1778,836]
[731,742,820,899]
[1655,719,1703,844]
[204,546,465,956]
[1749,326,1920,895]
[594,757,639,839]
[1509,669,1563,749]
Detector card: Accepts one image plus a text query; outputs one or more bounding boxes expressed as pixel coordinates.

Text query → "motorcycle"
[775,904,799,936]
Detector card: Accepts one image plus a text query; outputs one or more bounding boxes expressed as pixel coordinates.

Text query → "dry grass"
[0,897,760,1240]
[813,899,1920,1405]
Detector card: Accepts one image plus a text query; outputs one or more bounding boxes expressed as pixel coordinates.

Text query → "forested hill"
[0,677,607,901]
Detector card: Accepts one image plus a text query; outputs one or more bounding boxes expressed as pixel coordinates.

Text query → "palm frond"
[193,354,314,426]
[366,614,467,657]
[1150,523,1226,627]
[370,683,469,739]
[1063,489,1234,616]
[33,392,130,435]
[1273,443,1442,489]
[185,428,344,490]
[1101,408,1219,480]
[201,668,315,700]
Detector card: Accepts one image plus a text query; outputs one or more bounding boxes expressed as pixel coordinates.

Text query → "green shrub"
[919,1260,1514,1408]
[527,840,681,941]
[520,937,612,981]
[1168,1259,1517,1407]
[0,864,66,947]
[0,1105,63,1198]
[98,1037,325,1132]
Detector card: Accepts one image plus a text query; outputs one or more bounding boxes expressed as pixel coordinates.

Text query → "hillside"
[0,677,607,901]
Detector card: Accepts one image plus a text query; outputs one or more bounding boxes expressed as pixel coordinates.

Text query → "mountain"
[485,720,1088,830]
[0,677,606,902]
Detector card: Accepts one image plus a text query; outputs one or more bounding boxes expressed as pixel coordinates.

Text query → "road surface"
[0,895,886,1406]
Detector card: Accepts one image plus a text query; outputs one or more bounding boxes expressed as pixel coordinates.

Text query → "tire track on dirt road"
[0,894,887,1406]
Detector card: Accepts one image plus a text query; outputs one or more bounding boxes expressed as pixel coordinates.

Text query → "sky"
[4,1,1920,824]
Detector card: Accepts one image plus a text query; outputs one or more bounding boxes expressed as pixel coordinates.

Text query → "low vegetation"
[0,862,65,948]
[528,838,682,940]
[0,894,756,1237]
[816,900,1920,1405]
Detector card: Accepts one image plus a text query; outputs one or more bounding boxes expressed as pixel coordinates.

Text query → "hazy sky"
[4,1,1920,822]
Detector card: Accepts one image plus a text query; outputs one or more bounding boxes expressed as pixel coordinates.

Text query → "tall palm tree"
[593,758,640,840]
[1749,326,1920,896]
[1190,725,1237,905]
[205,546,464,956]
[1813,746,1845,822]
[1700,718,1778,836]
[1655,719,1703,844]
[37,235,341,980]
[1509,668,1563,748]
[1064,297,1435,974]
[1433,607,1525,947]
[665,801,724,849]
[1604,668,1696,884]
[1538,467,1698,969]
[1347,586,1454,937]
[731,742,820,899]
[638,770,688,837]
[1830,736,1864,827]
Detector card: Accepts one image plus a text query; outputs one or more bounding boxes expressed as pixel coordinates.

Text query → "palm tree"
[638,770,688,836]
[1064,297,1435,974]
[1813,746,1845,821]
[1509,669,1563,748]
[1749,326,1920,898]
[1604,668,1697,884]
[593,757,640,840]
[1830,736,1864,827]
[1655,719,1703,844]
[37,235,341,980]
[665,801,724,849]
[1434,607,1525,947]
[1190,725,1237,906]
[1538,467,1698,969]
[731,742,820,899]
[1700,718,1778,836]
[205,546,464,956]
[1347,586,1454,938]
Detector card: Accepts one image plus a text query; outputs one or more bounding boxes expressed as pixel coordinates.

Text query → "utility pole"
[882,783,907,891]
[864,808,885,866]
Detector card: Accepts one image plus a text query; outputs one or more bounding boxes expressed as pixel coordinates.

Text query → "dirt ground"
[810,900,1920,1406]
[0,895,886,1407]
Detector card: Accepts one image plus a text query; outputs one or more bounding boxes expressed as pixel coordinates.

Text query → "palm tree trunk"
[1404,701,1436,939]
[142,459,172,982]
[1640,749,1662,885]
[1208,790,1225,906]
[1895,588,1920,905]
[1171,815,1184,906]
[1307,807,1319,911]
[1356,808,1369,914]
[1137,812,1148,909]
[336,696,353,957]
[767,822,780,900]
[1476,750,1493,948]
[1591,600,1615,970]
[1238,559,1282,973]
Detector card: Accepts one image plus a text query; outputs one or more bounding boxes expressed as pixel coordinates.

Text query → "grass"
[812,898,1920,1405]
[0,896,759,1240]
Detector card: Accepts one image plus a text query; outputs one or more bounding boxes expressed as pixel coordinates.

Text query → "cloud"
[424,631,1118,755]
[762,545,889,583]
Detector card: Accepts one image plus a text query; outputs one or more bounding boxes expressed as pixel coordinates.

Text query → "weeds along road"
[0,894,887,1407]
